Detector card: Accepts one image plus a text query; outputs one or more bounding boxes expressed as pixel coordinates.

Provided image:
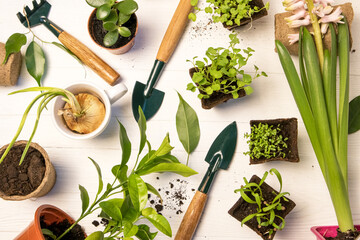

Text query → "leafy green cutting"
[244,123,288,160]
[43,107,197,240]
[189,0,269,27]
[176,92,200,165]
[235,169,289,239]
[86,0,138,47]
[187,33,267,100]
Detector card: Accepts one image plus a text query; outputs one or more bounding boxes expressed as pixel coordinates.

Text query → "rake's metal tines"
[16,0,47,23]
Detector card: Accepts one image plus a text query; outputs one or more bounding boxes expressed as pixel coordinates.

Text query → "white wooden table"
[0,0,359,239]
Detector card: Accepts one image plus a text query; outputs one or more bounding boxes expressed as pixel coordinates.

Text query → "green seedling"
[235,169,289,239]
[42,107,197,240]
[86,0,138,47]
[189,0,269,27]
[244,123,288,160]
[187,33,267,100]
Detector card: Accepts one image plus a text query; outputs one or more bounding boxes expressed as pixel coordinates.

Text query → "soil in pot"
[89,11,137,49]
[0,145,45,196]
[224,0,268,30]
[325,229,360,240]
[189,67,246,109]
[248,118,299,164]
[228,175,296,240]
[40,216,86,240]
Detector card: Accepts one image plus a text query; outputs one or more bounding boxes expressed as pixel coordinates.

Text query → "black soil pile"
[41,217,85,240]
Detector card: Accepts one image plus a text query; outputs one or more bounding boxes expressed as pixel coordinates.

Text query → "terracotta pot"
[88,8,138,55]
[0,141,56,201]
[311,225,360,240]
[14,204,84,240]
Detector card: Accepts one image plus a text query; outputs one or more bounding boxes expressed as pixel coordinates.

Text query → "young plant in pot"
[187,33,267,109]
[189,0,269,30]
[15,108,198,240]
[244,118,299,164]
[87,0,138,54]
[228,169,296,240]
[276,0,359,238]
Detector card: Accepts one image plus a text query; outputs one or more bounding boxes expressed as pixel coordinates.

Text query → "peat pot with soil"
[244,118,299,164]
[0,141,56,201]
[87,0,139,55]
[189,0,269,30]
[276,0,359,238]
[187,34,267,109]
[228,169,296,240]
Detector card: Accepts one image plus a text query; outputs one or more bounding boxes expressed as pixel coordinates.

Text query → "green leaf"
[112,164,128,183]
[136,224,158,240]
[3,33,26,64]
[117,120,132,166]
[103,22,117,31]
[104,30,119,47]
[79,185,90,214]
[118,26,132,37]
[86,0,111,7]
[119,12,131,25]
[138,107,147,154]
[99,199,123,222]
[349,95,360,134]
[104,9,118,23]
[124,222,139,237]
[41,229,56,240]
[128,174,148,212]
[117,0,138,15]
[188,12,196,21]
[190,0,198,6]
[205,7,213,13]
[85,231,104,240]
[146,183,163,202]
[141,208,172,237]
[154,134,174,157]
[176,92,200,155]
[89,157,104,197]
[25,41,45,86]
[244,86,253,95]
[136,162,198,177]
[96,4,111,20]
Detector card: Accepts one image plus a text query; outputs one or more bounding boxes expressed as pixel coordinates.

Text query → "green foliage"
[2,33,27,64]
[348,95,360,134]
[53,108,197,240]
[189,0,269,26]
[234,169,289,239]
[86,0,138,46]
[25,41,45,87]
[187,34,267,100]
[176,92,200,165]
[244,123,288,160]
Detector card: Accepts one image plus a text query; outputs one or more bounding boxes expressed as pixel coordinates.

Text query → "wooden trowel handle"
[156,0,193,63]
[175,191,208,240]
[58,31,120,85]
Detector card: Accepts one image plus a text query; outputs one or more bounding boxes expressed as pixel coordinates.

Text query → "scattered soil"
[228,175,296,240]
[148,178,195,216]
[325,229,360,240]
[88,10,137,49]
[189,67,246,109]
[249,118,299,164]
[0,145,45,196]
[40,217,85,240]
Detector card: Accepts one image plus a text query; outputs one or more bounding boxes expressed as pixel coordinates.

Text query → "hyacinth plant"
[284,0,344,49]
[276,0,355,235]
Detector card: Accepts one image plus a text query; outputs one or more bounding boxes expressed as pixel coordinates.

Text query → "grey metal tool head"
[17,0,51,28]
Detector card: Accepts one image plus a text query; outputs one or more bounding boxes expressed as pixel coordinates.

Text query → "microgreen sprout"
[187,33,267,100]
[244,123,288,160]
[235,169,290,239]
[189,0,269,27]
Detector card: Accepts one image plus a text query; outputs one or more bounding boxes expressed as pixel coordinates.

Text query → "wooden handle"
[156,0,193,63]
[175,191,207,240]
[58,31,120,85]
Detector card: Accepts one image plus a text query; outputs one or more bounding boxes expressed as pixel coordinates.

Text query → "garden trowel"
[174,121,238,240]
[17,0,120,85]
[131,0,193,121]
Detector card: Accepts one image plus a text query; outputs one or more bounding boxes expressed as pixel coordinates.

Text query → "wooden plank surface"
[0,0,359,239]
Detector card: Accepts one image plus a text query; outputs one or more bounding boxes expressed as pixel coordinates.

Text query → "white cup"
[52,82,127,140]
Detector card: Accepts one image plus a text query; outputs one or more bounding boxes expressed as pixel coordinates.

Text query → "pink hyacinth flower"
[282,0,303,8]
[314,5,333,17]
[288,33,300,45]
[285,0,305,11]
[321,23,329,34]
[287,15,311,28]
[319,7,344,24]
[285,8,308,22]
[315,0,335,7]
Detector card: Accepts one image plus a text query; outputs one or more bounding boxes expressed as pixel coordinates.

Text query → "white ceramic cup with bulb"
[52,82,127,140]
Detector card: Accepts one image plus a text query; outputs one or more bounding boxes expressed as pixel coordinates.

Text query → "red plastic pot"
[311,225,360,239]
[14,204,84,240]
